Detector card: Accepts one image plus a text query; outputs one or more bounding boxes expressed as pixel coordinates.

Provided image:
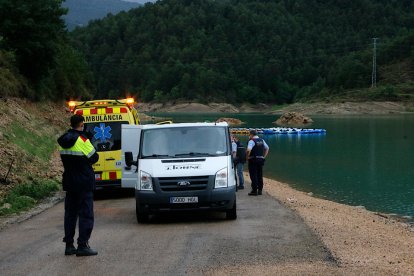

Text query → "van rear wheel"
[226,200,237,220]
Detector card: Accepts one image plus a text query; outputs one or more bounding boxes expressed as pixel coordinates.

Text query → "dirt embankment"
[0,98,68,196]
[138,102,268,113]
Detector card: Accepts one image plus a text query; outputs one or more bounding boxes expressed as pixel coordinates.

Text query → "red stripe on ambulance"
[109,172,117,180]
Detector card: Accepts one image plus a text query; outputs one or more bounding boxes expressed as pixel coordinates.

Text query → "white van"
[121,122,237,223]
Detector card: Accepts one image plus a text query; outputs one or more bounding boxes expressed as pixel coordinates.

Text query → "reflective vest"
[59,136,96,159]
[58,130,99,192]
[248,138,265,159]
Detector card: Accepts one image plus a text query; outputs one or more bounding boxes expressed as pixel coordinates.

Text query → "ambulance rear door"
[121,125,142,188]
[84,120,129,183]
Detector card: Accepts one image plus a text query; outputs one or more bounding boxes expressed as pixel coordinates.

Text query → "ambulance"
[68,98,140,189]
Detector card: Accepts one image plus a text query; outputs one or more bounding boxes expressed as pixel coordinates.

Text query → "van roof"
[140,122,228,129]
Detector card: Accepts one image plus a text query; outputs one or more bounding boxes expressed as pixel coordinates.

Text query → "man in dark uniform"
[246,130,269,196]
[58,114,99,256]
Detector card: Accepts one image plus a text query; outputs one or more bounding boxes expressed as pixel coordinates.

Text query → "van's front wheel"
[136,201,149,223]
[136,209,149,223]
[226,200,237,220]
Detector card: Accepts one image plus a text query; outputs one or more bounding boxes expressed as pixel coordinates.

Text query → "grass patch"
[3,122,56,161]
[0,179,59,216]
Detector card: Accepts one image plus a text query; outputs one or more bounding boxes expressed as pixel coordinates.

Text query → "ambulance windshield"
[141,126,229,158]
[84,121,129,152]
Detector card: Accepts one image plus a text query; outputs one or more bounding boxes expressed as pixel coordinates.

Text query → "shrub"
[0,179,59,216]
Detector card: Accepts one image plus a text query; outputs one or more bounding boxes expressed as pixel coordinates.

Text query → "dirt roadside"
[210,174,414,275]
[262,175,414,275]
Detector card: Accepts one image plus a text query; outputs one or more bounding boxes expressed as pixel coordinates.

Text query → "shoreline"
[138,101,414,115]
[259,173,414,274]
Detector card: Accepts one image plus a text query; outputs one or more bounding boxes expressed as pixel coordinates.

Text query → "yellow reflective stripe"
[101,172,108,180]
[71,137,96,158]
[113,107,120,113]
[83,109,90,115]
[98,108,105,115]
[117,171,122,179]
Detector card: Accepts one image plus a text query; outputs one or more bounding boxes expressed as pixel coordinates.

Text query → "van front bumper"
[136,186,236,213]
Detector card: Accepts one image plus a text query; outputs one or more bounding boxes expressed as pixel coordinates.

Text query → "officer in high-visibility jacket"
[58,114,99,256]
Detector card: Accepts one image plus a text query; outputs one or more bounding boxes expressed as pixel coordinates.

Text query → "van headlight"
[140,170,153,191]
[215,167,228,188]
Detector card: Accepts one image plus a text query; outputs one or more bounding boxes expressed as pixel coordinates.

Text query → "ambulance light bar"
[67,98,135,113]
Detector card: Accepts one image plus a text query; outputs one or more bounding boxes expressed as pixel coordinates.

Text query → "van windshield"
[141,126,229,158]
[84,121,128,152]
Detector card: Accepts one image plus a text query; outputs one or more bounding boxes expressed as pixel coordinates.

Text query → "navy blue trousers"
[248,159,264,192]
[63,191,94,245]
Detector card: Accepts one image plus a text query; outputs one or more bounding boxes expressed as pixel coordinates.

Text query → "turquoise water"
[146,112,414,218]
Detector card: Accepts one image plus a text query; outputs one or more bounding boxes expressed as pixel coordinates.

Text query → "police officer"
[232,135,246,190]
[58,114,99,256]
[246,130,269,196]
[231,136,238,187]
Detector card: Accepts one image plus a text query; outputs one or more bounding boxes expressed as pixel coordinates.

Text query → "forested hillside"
[0,0,94,100]
[70,0,414,104]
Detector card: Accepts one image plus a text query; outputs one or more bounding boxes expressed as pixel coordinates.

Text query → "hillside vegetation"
[0,0,94,101]
[0,98,69,215]
[70,0,414,104]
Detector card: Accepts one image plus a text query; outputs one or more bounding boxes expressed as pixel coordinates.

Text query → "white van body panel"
[121,124,142,188]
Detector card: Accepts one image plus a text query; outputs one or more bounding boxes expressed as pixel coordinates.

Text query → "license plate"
[170,197,198,204]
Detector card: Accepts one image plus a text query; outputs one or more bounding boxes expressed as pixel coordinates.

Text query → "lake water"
[146,112,414,219]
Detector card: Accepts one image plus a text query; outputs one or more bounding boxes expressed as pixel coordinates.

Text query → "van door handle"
[106,158,115,161]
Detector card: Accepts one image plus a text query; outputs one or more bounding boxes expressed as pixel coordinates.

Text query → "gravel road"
[0,189,333,275]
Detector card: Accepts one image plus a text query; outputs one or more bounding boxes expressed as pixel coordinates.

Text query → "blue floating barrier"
[230,127,326,135]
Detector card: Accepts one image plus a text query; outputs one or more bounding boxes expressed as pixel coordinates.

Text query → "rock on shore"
[274,112,313,126]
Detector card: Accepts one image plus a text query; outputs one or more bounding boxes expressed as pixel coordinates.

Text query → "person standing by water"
[246,130,269,196]
[58,114,99,256]
[232,135,246,190]
[231,136,238,188]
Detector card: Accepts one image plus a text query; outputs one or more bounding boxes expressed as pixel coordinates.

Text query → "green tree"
[0,0,68,86]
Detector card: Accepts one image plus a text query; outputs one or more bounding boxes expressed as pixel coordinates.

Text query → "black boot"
[248,190,258,196]
[76,242,98,256]
[65,243,77,256]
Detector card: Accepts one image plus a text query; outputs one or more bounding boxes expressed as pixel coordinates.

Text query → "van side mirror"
[125,151,137,170]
